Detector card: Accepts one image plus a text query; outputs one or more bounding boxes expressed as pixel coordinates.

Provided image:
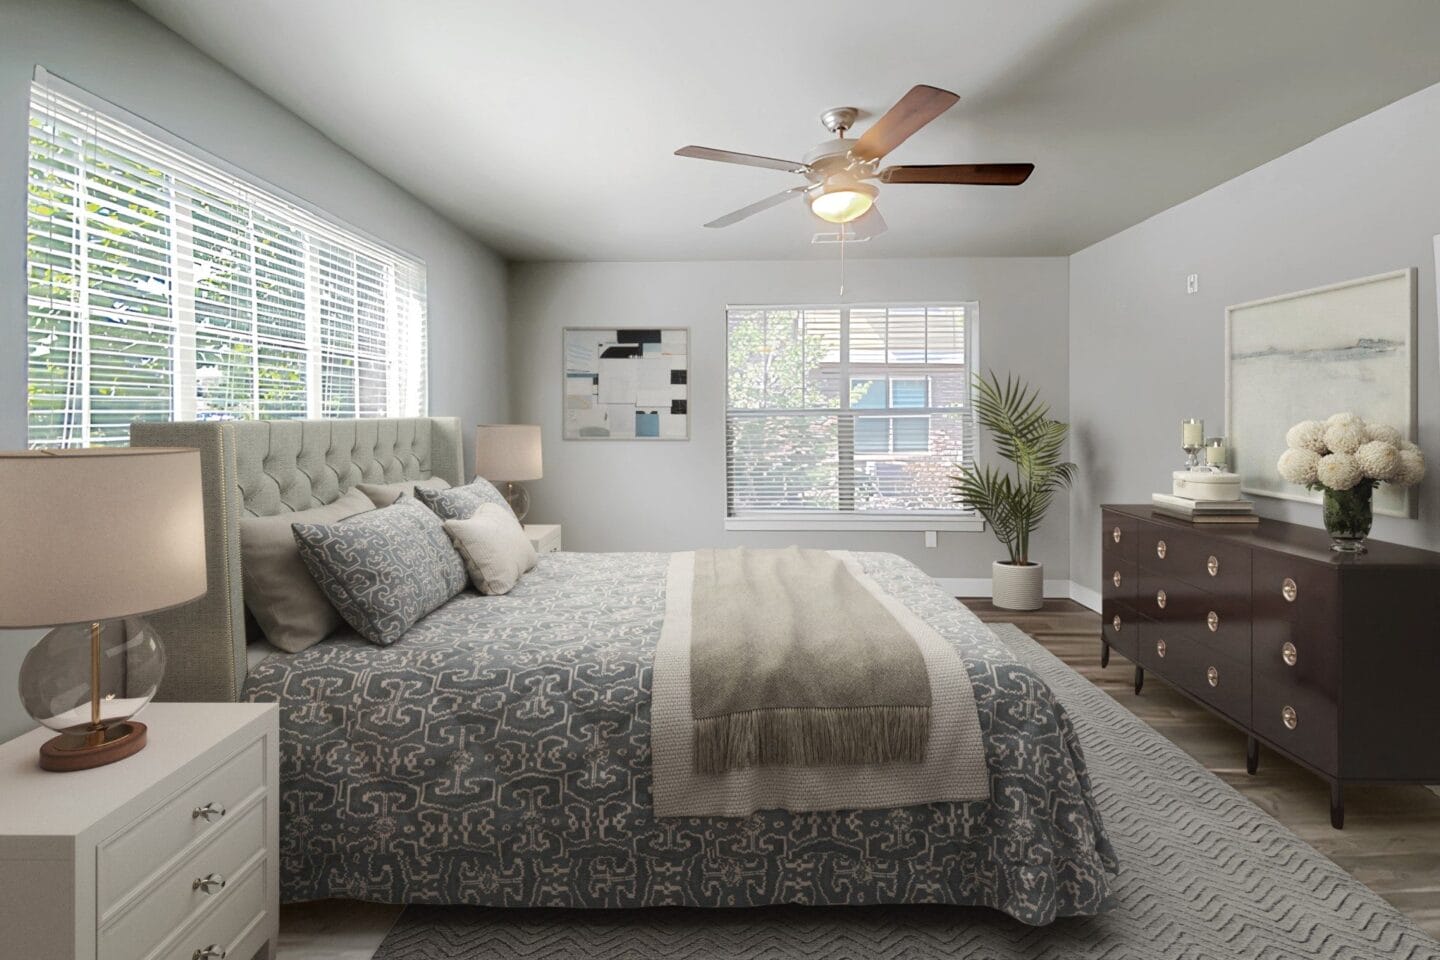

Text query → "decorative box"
[1172,470,1242,501]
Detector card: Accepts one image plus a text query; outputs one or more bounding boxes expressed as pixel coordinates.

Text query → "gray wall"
[0,0,510,740]
[508,258,1071,581]
[1068,80,1440,594]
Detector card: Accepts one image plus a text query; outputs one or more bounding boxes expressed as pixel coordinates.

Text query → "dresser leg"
[1246,736,1259,775]
[1133,665,1144,694]
[1330,781,1345,830]
[1100,638,1110,668]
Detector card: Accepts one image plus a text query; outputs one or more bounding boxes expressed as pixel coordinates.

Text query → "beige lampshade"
[474,424,543,481]
[0,447,207,628]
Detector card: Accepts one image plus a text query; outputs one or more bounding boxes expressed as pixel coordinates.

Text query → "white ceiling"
[132,0,1440,262]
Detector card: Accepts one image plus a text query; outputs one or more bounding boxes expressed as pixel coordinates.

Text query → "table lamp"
[474,424,542,522]
[0,448,206,771]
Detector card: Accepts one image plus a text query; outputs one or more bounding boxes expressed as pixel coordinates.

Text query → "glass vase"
[1322,484,1373,553]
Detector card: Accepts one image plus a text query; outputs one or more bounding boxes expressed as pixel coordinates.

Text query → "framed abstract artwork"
[1225,268,1417,517]
[563,327,689,440]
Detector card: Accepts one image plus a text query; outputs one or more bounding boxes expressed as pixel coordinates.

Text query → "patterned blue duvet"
[244,551,1117,924]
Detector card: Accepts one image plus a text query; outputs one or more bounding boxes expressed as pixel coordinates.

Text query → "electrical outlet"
[924,531,938,548]
[1186,273,1199,294]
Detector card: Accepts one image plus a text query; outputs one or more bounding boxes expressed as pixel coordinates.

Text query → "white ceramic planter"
[992,560,1043,611]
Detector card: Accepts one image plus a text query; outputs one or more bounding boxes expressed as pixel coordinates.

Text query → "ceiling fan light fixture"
[809,175,877,224]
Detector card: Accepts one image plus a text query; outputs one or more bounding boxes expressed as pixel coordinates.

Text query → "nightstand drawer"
[100,800,267,960]
[157,857,269,960]
[524,523,562,554]
[98,737,265,915]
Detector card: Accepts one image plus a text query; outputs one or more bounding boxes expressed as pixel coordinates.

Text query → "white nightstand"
[0,702,279,960]
[524,523,562,554]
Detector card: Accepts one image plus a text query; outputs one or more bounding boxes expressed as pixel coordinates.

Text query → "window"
[726,304,980,530]
[25,73,427,448]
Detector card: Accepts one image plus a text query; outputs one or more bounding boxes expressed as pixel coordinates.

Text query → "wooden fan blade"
[878,163,1034,185]
[705,185,807,228]
[676,145,807,174]
[852,85,960,161]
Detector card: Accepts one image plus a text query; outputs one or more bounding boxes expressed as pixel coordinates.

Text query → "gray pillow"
[414,477,511,520]
[291,497,467,647]
[355,476,451,508]
[239,487,374,653]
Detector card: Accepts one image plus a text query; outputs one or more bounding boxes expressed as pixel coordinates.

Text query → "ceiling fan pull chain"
[839,225,846,297]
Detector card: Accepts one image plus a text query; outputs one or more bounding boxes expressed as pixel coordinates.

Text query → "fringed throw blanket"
[653,548,989,817]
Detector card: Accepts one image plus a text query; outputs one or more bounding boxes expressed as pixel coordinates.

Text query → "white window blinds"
[726,304,977,522]
[26,74,427,447]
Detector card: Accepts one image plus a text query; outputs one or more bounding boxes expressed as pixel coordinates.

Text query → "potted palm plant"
[951,372,1075,611]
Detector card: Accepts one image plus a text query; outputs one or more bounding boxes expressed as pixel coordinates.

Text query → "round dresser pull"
[1206,611,1219,632]
[1282,641,1298,667]
[1282,705,1298,730]
[1112,526,1122,544]
[1282,577,1298,602]
[1112,570,1122,588]
[192,802,226,823]
[1206,665,1219,687]
[193,873,226,895]
[1156,589,1167,609]
[1207,555,1219,576]
[1112,614,1122,632]
[1156,539,1168,559]
[1156,639,1167,658]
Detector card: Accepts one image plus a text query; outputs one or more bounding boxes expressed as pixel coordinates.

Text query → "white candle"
[1206,440,1227,466]
[1182,419,1204,448]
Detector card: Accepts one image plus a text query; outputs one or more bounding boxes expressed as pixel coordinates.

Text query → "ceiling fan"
[675,84,1033,241]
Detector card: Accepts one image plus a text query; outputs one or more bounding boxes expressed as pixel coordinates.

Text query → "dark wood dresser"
[1101,504,1440,828]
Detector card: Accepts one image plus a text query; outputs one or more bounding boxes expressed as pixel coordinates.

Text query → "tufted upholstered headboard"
[129,417,465,702]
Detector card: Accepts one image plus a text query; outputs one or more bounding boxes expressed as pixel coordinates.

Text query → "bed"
[131,417,1117,926]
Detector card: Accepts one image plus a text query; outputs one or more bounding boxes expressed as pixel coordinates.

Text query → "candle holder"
[1205,437,1228,473]
[1181,418,1205,470]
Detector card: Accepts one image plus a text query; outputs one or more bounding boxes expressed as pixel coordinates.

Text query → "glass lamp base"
[504,482,531,523]
[38,720,148,772]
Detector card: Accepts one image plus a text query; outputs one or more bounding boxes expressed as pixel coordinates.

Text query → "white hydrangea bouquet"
[1277,412,1425,552]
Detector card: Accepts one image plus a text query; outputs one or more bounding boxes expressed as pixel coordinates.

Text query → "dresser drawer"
[100,800,267,960]
[1137,571,1251,667]
[157,857,269,960]
[1102,512,1138,565]
[1135,616,1185,674]
[1253,669,1339,774]
[1165,636,1251,726]
[1102,558,1137,605]
[1102,598,1139,659]
[99,737,266,914]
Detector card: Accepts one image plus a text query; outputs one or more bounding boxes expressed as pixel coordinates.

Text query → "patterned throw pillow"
[414,477,511,520]
[291,497,467,647]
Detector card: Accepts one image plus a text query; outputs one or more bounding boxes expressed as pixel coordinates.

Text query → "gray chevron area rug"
[372,623,1440,960]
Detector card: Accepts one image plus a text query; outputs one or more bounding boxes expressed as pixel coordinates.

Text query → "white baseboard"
[937,577,1103,613]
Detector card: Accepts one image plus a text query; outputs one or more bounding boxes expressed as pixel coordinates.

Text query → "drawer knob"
[1156,539,1167,559]
[1282,577,1298,602]
[1282,641,1298,667]
[1155,588,1167,609]
[192,802,226,823]
[1206,610,1219,632]
[192,947,226,960]
[1112,614,1122,632]
[1156,639,1167,658]
[193,873,226,895]
[1112,525,1122,543]
[1207,555,1219,577]
[1112,570,1122,588]
[1282,705,1298,730]
[1206,665,1219,687]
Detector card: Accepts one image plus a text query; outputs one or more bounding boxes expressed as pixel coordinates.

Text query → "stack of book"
[1151,492,1258,524]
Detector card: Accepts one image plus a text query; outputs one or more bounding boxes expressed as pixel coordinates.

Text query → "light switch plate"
[924,531,938,548]
[1186,273,1199,294]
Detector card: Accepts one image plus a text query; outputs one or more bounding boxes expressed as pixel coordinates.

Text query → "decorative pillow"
[355,476,451,508]
[291,497,467,647]
[239,487,374,653]
[414,477,510,520]
[443,503,539,596]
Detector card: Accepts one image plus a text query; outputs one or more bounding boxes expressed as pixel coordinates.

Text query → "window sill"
[725,517,987,533]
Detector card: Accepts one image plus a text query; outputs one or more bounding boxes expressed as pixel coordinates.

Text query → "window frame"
[724,301,985,533]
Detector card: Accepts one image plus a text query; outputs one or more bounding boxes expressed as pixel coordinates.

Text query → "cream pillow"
[356,476,451,508]
[239,487,374,653]
[443,503,538,596]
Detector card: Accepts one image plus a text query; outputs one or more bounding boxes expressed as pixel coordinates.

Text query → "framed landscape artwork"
[563,327,689,440]
[1225,268,1417,517]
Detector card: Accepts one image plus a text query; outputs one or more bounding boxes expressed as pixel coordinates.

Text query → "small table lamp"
[0,448,206,771]
[474,424,542,522]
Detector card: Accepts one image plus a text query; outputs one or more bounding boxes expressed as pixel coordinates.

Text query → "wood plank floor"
[964,597,1440,940]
